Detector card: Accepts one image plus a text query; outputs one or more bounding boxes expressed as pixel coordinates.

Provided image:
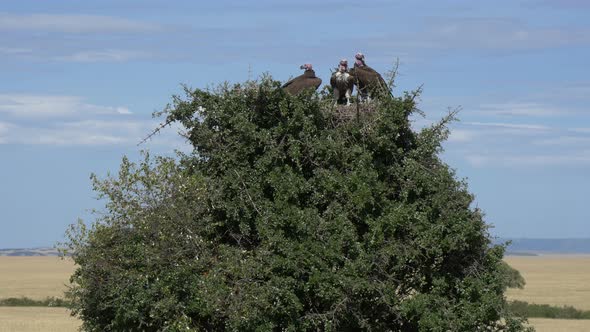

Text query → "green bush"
[508,300,590,320]
[63,77,532,331]
[499,261,526,289]
[0,297,69,307]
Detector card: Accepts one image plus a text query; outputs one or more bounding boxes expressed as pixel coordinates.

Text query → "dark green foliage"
[63,77,533,331]
[509,301,590,320]
[0,297,69,307]
[499,261,526,289]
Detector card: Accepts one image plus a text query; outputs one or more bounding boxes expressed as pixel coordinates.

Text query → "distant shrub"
[499,261,526,289]
[509,300,590,319]
[0,297,69,307]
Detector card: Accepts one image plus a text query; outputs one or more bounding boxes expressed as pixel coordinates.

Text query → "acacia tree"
[63,77,532,331]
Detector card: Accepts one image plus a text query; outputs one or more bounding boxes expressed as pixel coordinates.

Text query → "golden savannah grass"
[0,256,75,300]
[505,255,590,311]
[1,255,589,331]
[527,318,590,332]
[0,307,80,332]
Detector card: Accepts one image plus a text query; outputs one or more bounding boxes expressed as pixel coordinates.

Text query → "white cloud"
[0,47,32,55]
[465,152,590,167]
[0,121,12,144]
[16,122,132,146]
[465,121,550,131]
[0,92,189,148]
[534,136,590,146]
[116,107,132,115]
[0,14,161,33]
[445,121,590,168]
[55,50,150,63]
[405,18,590,51]
[0,119,184,147]
[477,102,565,117]
[534,0,590,9]
[570,128,590,134]
[447,129,477,143]
[0,94,132,118]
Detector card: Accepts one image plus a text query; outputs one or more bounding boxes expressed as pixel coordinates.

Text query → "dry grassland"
[0,307,80,332]
[527,318,590,332]
[1,256,589,331]
[505,255,590,310]
[0,256,75,299]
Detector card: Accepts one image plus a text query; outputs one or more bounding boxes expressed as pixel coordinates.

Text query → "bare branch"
[137,118,174,146]
[385,57,400,90]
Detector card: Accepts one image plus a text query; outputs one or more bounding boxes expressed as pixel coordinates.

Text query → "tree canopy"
[63,77,532,331]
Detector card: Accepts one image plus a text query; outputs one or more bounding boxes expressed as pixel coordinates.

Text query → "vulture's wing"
[330,73,337,88]
[282,75,321,95]
[312,77,322,90]
[366,67,388,92]
[349,67,367,90]
[282,75,298,89]
[282,74,305,95]
[346,72,355,89]
[353,66,390,96]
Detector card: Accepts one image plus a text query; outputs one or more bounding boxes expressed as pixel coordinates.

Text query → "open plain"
[1,255,590,331]
[505,255,590,311]
[0,307,80,332]
[0,256,75,300]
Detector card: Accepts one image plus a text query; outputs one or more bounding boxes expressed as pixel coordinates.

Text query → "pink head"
[338,59,348,72]
[355,52,365,67]
[300,63,313,71]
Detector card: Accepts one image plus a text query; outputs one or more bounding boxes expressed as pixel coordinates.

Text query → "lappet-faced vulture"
[330,59,355,106]
[282,64,322,95]
[349,53,389,102]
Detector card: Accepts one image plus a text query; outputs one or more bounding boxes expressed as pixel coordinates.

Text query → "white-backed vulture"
[330,59,355,106]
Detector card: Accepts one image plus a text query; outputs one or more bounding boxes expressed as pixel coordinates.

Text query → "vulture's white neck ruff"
[334,71,350,81]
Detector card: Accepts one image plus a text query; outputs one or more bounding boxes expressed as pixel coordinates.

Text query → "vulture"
[349,53,389,102]
[330,59,355,106]
[282,64,322,95]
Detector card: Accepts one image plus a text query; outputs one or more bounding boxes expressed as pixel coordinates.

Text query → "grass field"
[0,307,80,332]
[528,318,590,332]
[505,255,590,311]
[0,256,75,300]
[1,255,589,331]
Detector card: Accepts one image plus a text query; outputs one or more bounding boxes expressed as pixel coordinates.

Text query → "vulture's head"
[338,59,348,72]
[355,53,365,67]
[300,63,313,71]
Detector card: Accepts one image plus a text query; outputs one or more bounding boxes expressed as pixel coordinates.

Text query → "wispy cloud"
[477,102,566,117]
[531,0,590,9]
[0,13,166,63]
[570,128,590,134]
[447,129,477,143]
[465,121,550,131]
[0,94,131,118]
[428,18,590,50]
[0,93,186,148]
[0,121,12,144]
[0,120,139,146]
[447,120,590,168]
[368,17,590,54]
[54,49,151,62]
[0,47,32,55]
[0,13,161,33]
[465,151,590,167]
[534,136,590,146]
[0,117,185,147]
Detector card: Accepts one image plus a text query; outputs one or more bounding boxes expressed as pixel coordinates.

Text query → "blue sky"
[1,0,589,248]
